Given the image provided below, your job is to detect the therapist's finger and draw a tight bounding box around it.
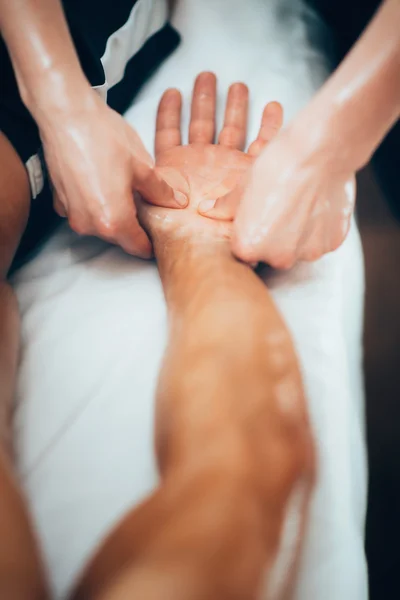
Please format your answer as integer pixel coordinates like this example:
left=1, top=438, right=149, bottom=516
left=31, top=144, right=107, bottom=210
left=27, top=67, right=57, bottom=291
left=219, top=82, right=249, bottom=150
left=155, top=88, right=182, bottom=158
left=189, top=72, right=216, bottom=144
left=198, top=181, right=243, bottom=221
left=247, top=101, right=283, bottom=157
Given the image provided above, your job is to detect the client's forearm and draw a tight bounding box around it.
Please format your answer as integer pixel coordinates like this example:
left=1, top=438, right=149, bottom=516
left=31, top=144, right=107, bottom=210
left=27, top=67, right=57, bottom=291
left=154, top=235, right=312, bottom=473
left=71, top=234, right=315, bottom=600
left=153, top=235, right=315, bottom=598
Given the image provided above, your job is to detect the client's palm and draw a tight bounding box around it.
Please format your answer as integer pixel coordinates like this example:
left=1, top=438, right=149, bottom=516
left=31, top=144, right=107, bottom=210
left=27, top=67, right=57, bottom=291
left=137, top=72, right=283, bottom=241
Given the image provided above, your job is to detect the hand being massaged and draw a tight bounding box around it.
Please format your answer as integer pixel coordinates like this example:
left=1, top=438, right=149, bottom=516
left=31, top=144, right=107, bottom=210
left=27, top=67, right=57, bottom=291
left=137, top=71, right=283, bottom=244
left=71, top=74, right=315, bottom=600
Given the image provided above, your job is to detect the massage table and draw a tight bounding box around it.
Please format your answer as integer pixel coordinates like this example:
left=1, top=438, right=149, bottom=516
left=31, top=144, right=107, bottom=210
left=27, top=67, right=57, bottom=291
left=11, top=0, right=368, bottom=598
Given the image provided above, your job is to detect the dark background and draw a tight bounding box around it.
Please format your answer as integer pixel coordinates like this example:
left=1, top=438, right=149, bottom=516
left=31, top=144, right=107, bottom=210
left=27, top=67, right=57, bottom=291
left=305, top=1, right=400, bottom=594
left=358, top=167, right=400, bottom=600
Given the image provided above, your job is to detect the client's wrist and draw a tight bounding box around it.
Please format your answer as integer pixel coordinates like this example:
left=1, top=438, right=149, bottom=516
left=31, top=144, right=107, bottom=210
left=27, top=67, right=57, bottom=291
left=154, top=233, right=230, bottom=263
left=153, top=234, right=234, bottom=314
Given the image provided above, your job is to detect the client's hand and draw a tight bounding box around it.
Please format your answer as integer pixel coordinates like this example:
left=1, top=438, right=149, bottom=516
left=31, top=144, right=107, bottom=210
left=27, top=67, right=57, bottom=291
left=137, top=72, right=283, bottom=243
left=71, top=74, right=314, bottom=600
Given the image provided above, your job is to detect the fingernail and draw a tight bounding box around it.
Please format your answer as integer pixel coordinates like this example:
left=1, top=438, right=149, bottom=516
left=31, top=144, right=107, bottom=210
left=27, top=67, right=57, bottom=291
left=199, top=199, right=215, bottom=213
left=174, top=190, right=188, bottom=207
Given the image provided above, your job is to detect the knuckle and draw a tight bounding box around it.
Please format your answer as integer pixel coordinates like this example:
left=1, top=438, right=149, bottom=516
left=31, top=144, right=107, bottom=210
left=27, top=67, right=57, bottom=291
left=121, top=241, right=138, bottom=256
left=189, top=121, right=213, bottom=141
left=331, top=227, right=348, bottom=252
left=54, top=203, right=65, bottom=217
left=248, top=141, right=262, bottom=156
left=303, top=248, right=321, bottom=262
left=97, top=205, right=138, bottom=241
left=330, top=239, right=342, bottom=253
left=219, top=127, right=240, bottom=147
left=69, top=217, right=87, bottom=236
left=135, top=163, right=152, bottom=184
left=96, top=217, right=123, bottom=240
left=256, top=244, right=296, bottom=270
left=97, top=223, right=115, bottom=239
left=301, top=241, right=322, bottom=262
left=231, top=236, right=259, bottom=264
left=122, top=230, right=151, bottom=258
left=272, top=253, right=296, bottom=270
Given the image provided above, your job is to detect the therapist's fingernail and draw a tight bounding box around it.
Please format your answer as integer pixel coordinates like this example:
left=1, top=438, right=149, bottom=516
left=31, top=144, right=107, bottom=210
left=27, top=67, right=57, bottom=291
left=199, top=199, right=215, bottom=213
left=174, top=190, right=188, bottom=207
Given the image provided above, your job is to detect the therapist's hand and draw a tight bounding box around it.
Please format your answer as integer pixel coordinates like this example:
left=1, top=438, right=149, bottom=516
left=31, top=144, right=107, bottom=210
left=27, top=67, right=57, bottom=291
left=138, top=72, right=284, bottom=244
left=205, top=0, right=400, bottom=270
left=40, top=87, right=187, bottom=257
left=199, top=117, right=356, bottom=269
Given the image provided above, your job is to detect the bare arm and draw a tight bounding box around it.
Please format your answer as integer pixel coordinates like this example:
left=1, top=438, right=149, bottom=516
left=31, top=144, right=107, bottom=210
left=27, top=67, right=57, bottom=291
left=299, top=0, right=400, bottom=171
left=0, top=0, right=90, bottom=118
left=71, top=235, right=315, bottom=600
left=71, top=75, right=315, bottom=600
left=202, top=0, right=400, bottom=268
left=0, top=0, right=179, bottom=254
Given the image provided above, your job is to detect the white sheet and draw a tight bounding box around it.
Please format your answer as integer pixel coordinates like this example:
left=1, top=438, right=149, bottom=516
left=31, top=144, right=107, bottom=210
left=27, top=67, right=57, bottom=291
left=11, top=1, right=368, bottom=598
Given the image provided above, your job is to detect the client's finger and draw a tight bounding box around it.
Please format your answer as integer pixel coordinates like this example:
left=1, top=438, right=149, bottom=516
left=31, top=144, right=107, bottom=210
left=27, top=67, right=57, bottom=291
left=248, top=101, right=283, bottom=157
left=189, top=72, right=216, bottom=144
left=155, top=88, right=182, bottom=158
left=218, top=82, right=249, bottom=150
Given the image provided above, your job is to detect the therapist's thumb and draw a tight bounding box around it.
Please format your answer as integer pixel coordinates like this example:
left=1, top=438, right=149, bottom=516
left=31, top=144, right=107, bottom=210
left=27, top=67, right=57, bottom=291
left=198, top=185, right=242, bottom=221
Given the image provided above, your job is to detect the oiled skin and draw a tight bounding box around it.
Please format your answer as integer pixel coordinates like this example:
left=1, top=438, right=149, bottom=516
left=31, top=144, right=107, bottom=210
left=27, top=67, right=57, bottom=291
left=71, top=74, right=316, bottom=600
